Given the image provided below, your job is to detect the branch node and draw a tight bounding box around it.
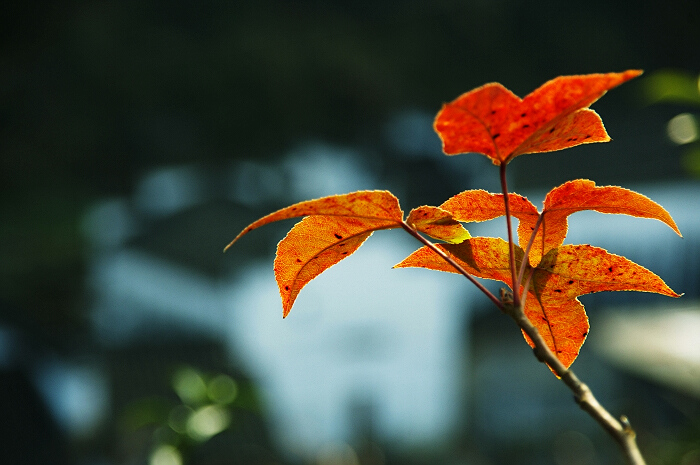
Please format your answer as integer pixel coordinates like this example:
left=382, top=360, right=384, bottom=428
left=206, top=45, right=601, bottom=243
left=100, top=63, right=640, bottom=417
left=499, top=288, right=515, bottom=315
left=620, top=415, right=636, bottom=436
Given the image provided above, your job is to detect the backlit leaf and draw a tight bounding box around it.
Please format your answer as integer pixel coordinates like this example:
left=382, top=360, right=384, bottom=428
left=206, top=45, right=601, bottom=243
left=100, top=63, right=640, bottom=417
left=225, top=190, right=405, bottom=317
left=533, top=244, right=680, bottom=299
left=395, top=239, right=679, bottom=368
left=394, top=237, right=519, bottom=286
left=521, top=294, right=588, bottom=369
left=406, top=206, right=471, bottom=243
left=224, top=190, right=403, bottom=251
left=438, top=181, right=681, bottom=267
left=522, top=244, right=680, bottom=367
left=434, top=70, right=642, bottom=164
left=519, top=179, right=682, bottom=265
left=276, top=216, right=398, bottom=317
left=438, top=190, right=539, bottom=253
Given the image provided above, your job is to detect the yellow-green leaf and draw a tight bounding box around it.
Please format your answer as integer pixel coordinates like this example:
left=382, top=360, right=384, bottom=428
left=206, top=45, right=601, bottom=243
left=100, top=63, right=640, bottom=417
left=406, top=206, right=471, bottom=243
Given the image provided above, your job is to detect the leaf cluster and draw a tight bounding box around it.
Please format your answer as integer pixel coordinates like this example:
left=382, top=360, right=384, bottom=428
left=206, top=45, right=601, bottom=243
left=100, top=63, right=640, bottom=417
left=225, top=70, right=681, bottom=370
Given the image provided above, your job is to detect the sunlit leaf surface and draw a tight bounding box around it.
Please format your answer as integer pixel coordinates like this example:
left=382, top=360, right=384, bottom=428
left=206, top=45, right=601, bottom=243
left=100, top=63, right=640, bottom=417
left=396, top=239, right=679, bottom=367
left=226, top=191, right=404, bottom=317
left=406, top=206, right=471, bottom=243
left=434, top=70, right=642, bottom=164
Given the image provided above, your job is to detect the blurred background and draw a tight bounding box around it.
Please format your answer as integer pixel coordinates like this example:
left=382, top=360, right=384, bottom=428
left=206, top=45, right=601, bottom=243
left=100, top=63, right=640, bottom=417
left=2, top=1, right=700, bottom=464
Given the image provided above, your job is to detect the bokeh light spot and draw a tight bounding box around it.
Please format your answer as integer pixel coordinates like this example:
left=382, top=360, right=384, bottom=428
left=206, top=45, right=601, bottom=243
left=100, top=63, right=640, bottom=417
left=667, top=113, right=699, bottom=145
left=168, top=405, right=194, bottom=434
left=207, top=374, right=238, bottom=404
left=149, top=444, right=182, bottom=465
left=172, top=367, right=208, bottom=405
left=186, top=405, right=231, bottom=441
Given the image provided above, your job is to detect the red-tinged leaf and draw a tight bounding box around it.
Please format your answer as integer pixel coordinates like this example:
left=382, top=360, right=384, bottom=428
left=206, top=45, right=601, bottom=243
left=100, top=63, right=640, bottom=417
left=224, top=190, right=403, bottom=251
left=396, top=240, right=680, bottom=368
left=434, top=70, right=642, bottom=165
left=522, top=243, right=679, bottom=367
left=534, top=244, right=681, bottom=299
left=395, top=239, right=586, bottom=367
left=406, top=206, right=471, bottom=243
left=438, top=190, right=540, bottom=254
left=394, top=237, right=520, bottom=286
left=513, top=108, right=608, bottom=157
left=518, top=179, right=683, bottom=265
left=275, top=216, right=399, bottom=318
left=439, top=190, right=538, bottom=223
left=225, top=190, right=406, bottom=317
left=438, top=181, right=682, bottom=267
left=521, top=295, right=588, bottom=369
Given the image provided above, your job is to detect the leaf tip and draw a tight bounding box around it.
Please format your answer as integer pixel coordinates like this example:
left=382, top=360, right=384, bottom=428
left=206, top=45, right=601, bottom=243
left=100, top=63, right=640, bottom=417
left=282, top=301, right=293, bottom=318
left=614, top=69, right=644, bottom=85
left=224, top=228, right=250, bottom=252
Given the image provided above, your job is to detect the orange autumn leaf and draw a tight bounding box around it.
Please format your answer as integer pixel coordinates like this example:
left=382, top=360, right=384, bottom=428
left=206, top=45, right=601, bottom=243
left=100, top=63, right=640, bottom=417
left=395, top=237, right=589, bottom=367
left=434, top=70, right=642, bottom=165
left=523, top=179, right=682, bottom=265
left=521, top=295, right=588, bottom=370
left=394, top=237, right=518, bottom=286
left=438, top=189, right=539, bottom=252
left=393, top=238, right=586, bottom=366
left=522, top=244, right=680, bottom=367
left=406, top=206, right=471, bottom=243
left=437, top=180, right=681, bottom=266
left=225, top=191, right=405, bottom=317
left=224, top=190, right=403, bottom=251
left=395, top=239, right=680, bottom=367
left=533, top=244, right=680, bottom=301
left=276, top=216, right=398, bottom=317
left=514, top=180, right=682, bottom=265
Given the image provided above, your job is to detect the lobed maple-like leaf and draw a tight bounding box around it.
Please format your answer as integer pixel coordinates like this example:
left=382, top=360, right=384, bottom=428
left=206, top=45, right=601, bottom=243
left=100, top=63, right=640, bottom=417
left=438, top=180, right=681, bottom=266
left=394, top=236, right=517, bottom=283
left=226, top=190, right=482, bottom=317
left=434, top=70, right=642, bottom=165
left=523, top=244, right=680, bottom=367
left=395, top=239, right=680, bottom=367
left=520, top=179, right=682, bottom=265
left=226, top=190, right=406, bottom=317
left=406, top=181, right=681, bottom=368
left=438, top=189, right=540, bottom=254
left=224, top=190, right=403, bottom=251
left=275, top=216, right=398, bottom=317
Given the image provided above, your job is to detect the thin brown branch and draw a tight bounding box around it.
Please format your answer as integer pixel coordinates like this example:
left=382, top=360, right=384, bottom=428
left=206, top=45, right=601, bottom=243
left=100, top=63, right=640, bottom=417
left=506, top=301, right=647, bottom=465
left=405, top=166, right=647, bottom=464
left=517, top=212, right=544, bottom=287
left=518, top=266, right=535, bottom=309
left=400, top=221, right=503, bottom=310
left=499, top=163, right=521, bottom=307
